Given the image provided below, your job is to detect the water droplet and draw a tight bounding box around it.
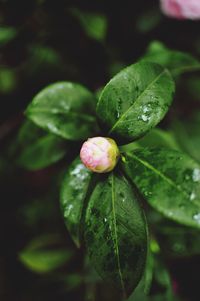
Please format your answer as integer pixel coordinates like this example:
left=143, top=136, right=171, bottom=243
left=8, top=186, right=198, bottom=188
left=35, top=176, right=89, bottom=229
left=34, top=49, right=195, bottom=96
left=46, top=122, right=58, bottom=133
left=116, top=99, right=122, bottom=119
left=193, top=213, right=200, bottom=224
left=64, top=204, right=74, bottom=217
left=190, top=192, right=196, bottom=201
left=143, top=106, right=150, bottom=113
left=71, top=164, right=88, bottom=181
left=192, top=168, right=200, bottom=182
left=60, top=100, right=70, bottom=111
left=141, top=114, right=149, bottom=122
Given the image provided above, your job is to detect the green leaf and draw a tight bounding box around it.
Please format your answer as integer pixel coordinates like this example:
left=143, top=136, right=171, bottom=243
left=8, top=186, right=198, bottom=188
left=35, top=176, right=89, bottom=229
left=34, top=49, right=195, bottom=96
left=97, top=61, right=175, bottom=143
left=119, top=128, right=180, bottom=154
left=17, top=135, right=67, bottom=170
left=19, top=235, right=72, bottom=274
left=84, top=172, right=148, bottom=298
left=71, top=8, right=107, bottom=42
left=142, top=41, right=200, bottom=76
left=60, top=157, right=92, bottom=247
left=157, top=224, right=200, bottom=258
left=0, top=26, right=17, bottom=45
left=122, top=148, right=200, bottom=229
left=173, top=114, right=200, bottom=163
left=128, top=248, right=154, bottom=299
left=20, top=250, right=71, bottom=274
left=16, top=120, right=67, bottom=170
left=138, top=128, right=180, bottom=150
left=17, top=119, right=45, bottom=145
left=0, top=67, right=16, bottom=93
left=136, top=9, right=161, bottom=34
left=186, top=76, right=200, bottom=101
left=143, top=250, right=154, bottom=294
left=26, top=82, right=98, bottom=140
left=128, top=257, right=176, bottom=301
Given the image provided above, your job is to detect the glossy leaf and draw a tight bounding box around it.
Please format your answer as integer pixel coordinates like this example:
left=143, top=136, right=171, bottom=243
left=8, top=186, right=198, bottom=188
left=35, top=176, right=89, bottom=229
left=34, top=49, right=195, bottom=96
left=60, top=157, right=92, bottom=247
left=122, top=148, right=200, bottom=229
left=84, top=172, right=147, bottom=298
left=97, top=61, right=175, bottom=143
left=142, top=41, right=200, bottom=76
left=26, top=82, right=97, bottom=140
left=16, top=120, right=67, bottom=170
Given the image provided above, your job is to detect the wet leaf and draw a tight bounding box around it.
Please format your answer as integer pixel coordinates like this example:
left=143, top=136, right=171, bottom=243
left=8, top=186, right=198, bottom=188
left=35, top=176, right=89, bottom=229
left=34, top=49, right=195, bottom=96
left=84, top=172, right=147, bottom=298
left=16, top=120, right=67, bottom=170
left=26, top=82, right=98, bottom=140
left=97, top=61, right=175, bottom=143
left=60, top=157, right=92, bottom=247
left=122, top=148, right=200, bottom=229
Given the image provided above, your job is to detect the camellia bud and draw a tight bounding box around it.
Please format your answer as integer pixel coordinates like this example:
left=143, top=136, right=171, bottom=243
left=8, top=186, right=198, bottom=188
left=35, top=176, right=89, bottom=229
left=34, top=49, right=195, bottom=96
left=160, top=0, right=200, bottom=20
left=80, top=137, right=120, bottom=173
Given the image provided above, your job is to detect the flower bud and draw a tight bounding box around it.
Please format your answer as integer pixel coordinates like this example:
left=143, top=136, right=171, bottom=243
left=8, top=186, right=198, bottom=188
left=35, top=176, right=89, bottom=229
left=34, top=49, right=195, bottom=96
left=160, top=0, right=200, bottom=20
left=80, top=137, right=120, bottom=173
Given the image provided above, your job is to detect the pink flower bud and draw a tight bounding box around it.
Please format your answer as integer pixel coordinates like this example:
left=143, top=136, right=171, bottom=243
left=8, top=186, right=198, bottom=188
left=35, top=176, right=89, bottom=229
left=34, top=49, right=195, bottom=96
left=80, top=137, right=120, bottom=173
left=160, top=0, right=200, bottom=20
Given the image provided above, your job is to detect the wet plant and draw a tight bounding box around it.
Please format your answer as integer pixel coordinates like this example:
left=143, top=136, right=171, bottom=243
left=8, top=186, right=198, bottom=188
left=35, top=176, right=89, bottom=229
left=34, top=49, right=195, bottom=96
left=16, top=51, right=200, bottom=300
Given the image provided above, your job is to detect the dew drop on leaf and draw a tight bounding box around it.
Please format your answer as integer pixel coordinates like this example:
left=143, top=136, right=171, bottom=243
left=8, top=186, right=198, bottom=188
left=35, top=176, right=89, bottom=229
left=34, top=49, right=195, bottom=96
left=190, top=192, right=196, bottom=201
left=193, top=213, right=200, bottom=224
left=192, top=168, right=200, bottom=182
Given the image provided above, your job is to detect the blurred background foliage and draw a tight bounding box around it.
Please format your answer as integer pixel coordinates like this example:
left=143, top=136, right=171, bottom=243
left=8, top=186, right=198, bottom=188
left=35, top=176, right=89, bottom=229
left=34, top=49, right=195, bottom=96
left=1, top=0, right=200, bottom=300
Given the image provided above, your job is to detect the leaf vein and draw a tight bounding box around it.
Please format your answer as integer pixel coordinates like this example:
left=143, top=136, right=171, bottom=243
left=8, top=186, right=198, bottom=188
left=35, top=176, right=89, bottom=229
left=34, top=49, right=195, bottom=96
left=27, top=108, right=96, bottom=122
left=127, top=152, right=189, bottom=199
left=108, top=70, right=166, bottom=134
left=111, top=173, right=125, bottom=294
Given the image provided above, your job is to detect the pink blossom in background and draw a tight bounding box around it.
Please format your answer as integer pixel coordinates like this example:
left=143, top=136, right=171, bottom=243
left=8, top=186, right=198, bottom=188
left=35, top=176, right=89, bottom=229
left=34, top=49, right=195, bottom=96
left=80, top=137, right=120, bottom=173
left=160, top=0, right=200, bottom=20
